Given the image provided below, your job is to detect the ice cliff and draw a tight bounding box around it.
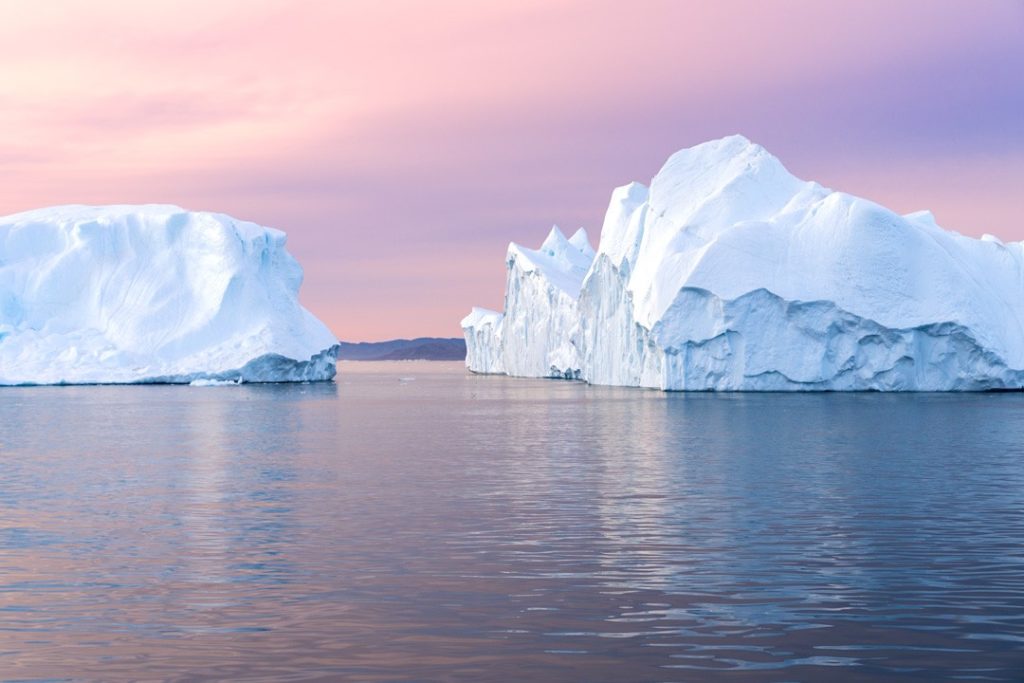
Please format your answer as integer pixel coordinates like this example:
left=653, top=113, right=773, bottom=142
left=0, top=205, right=339, bottom=385
left=463, top=135, right=1024, bottom=391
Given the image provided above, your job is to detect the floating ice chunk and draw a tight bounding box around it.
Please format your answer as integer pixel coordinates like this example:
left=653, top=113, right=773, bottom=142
left=189, top=378, right=241, bottom=387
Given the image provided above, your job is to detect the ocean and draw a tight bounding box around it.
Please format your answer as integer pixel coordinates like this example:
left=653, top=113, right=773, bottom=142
left=1, top=361, right=1021, bottom=681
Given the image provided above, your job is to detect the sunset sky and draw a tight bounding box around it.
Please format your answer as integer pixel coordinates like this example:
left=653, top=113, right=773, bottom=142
left=1, top=1, right=1021, bottom=340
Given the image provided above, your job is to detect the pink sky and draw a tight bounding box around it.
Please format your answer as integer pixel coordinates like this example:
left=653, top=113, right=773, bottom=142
left=0, top=1, right=1021, bottom=340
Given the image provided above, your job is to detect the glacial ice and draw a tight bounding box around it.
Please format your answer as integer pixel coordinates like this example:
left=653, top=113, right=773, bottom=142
left=0, top=205, right=339, bottom=385
left=463, top=135, right=1024, bottom=391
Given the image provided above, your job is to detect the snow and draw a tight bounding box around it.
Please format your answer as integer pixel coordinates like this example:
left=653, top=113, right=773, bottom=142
left=0, top=205, right=339, bottom=385
left=462, top=226, right=594, bottom=379
left=463, top=135, right=1024, bottom=391
left=506, top=226, right=594, bottom=296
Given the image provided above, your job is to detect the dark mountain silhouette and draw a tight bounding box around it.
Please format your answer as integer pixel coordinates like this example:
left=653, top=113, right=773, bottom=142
left=337, top=337, right=466, bottom=361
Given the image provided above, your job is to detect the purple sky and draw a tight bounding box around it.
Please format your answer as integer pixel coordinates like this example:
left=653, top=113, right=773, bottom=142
left=0, top=1, right=1021, bottom=339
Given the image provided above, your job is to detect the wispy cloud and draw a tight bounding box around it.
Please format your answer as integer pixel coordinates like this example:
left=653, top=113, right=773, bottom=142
left=0, top=0, right=1020, bottom=338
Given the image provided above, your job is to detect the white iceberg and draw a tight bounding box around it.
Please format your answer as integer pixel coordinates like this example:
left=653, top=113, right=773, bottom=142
left=464, top=135, right=1024, bottom=391
left=0, top=205, right=338, bottom=385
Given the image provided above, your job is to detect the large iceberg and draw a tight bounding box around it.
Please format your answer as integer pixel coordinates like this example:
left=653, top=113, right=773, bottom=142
left=463, top=135, right=1024, bottom=391
left=0, top=205, right=339, bottom=385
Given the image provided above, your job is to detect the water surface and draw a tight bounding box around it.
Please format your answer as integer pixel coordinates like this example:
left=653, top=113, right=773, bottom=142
left=1, top=362, right=1022, bottom=681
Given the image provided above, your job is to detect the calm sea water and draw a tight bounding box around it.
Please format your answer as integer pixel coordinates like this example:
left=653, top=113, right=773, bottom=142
left=1, top=361, right=1022, bottom=682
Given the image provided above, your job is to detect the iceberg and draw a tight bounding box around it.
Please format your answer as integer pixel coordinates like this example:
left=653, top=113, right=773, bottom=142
left=463, top=135, right=1024, bottom=391
left=0, top=205, right=339, bottom=385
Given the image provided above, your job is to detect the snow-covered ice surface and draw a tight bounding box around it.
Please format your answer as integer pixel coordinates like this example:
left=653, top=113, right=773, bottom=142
left=0, top=205, right=339, bottom=385
left=464, top=135, right=1024, bottom=391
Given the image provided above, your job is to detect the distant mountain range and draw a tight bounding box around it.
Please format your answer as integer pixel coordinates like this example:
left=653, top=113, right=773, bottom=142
left=336, top=337, right=466, bottom=361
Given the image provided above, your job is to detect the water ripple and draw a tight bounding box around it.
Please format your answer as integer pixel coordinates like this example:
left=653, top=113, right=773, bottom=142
left=0, top=365, right=1022, bottom=681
